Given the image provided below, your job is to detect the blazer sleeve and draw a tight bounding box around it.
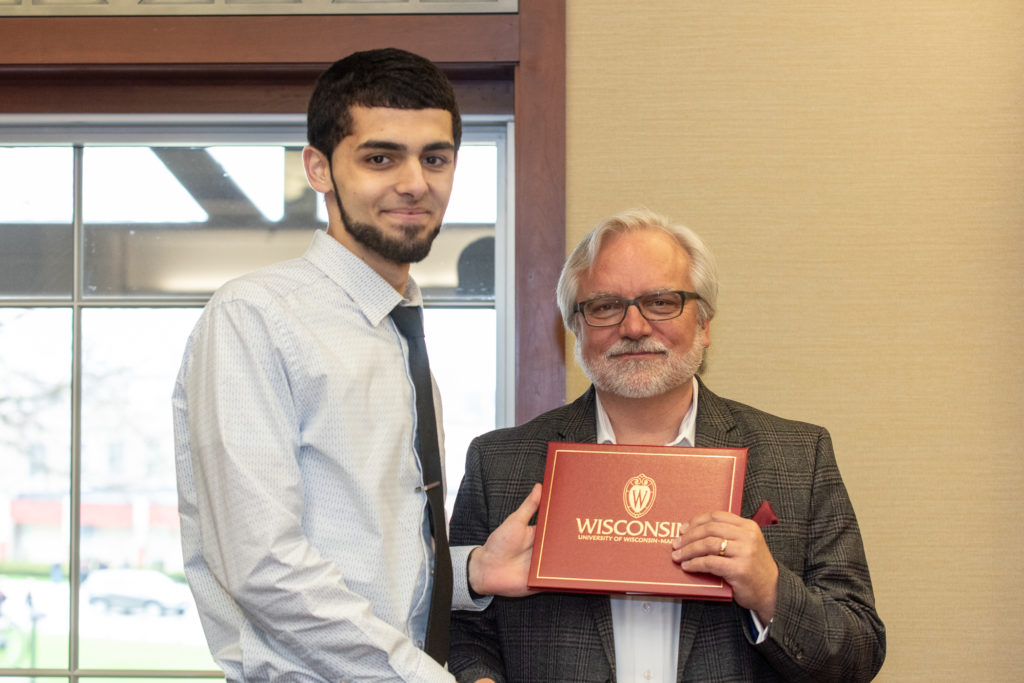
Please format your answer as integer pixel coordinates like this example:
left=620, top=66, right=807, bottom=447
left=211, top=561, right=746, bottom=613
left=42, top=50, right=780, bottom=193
left=755, top=426, right=886, bottom=682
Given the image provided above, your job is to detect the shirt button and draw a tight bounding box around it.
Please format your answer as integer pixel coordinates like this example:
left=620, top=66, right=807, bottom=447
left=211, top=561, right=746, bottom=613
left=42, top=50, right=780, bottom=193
left=641, top=601, right=652, bottom=612
left=643, top=670, right=653, bottom=680
left=416, top=639, right=424, bottom=648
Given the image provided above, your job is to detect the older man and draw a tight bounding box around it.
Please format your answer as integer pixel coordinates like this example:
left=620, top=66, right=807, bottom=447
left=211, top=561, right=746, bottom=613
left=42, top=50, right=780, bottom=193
left=448, top=208, right=885, bottom=682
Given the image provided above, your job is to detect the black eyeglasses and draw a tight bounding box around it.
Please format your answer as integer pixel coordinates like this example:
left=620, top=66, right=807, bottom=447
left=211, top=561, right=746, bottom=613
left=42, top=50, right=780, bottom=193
left=574, top=290, right=702, bottom=327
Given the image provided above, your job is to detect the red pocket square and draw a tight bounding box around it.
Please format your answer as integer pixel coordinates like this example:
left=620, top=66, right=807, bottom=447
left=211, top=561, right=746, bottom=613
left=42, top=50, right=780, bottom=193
left=753, top=500, right=780, bottom=527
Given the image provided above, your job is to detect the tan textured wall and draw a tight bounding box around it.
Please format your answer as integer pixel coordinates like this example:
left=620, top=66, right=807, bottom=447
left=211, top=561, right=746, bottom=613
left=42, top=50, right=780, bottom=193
left=565, top=2, right=1024, bottom=680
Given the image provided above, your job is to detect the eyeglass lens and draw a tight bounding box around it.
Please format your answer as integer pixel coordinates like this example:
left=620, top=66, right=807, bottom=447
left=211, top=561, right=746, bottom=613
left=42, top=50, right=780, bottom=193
left=583, top=292, right=686, bottom=325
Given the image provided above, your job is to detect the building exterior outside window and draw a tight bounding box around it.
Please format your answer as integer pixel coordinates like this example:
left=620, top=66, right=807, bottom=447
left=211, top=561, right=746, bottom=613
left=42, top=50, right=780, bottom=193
left=0, top=115, right=512, bottom=678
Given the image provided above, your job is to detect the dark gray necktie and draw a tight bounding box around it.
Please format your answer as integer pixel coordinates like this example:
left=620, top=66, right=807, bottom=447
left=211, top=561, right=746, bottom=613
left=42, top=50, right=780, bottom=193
left=389, top=304, right=452, bottom=665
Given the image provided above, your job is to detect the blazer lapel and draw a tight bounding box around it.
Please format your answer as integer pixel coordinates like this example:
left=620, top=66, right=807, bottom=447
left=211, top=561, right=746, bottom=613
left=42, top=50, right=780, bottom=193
left=557, top=388, right=617, bottom=672
left=591, top=595, right=618, bottom=677
left=556, top=386, right=599, bottom=444
left=677, top=378, right=743, bottom=677
left=693, top=377, right=741, bottom=450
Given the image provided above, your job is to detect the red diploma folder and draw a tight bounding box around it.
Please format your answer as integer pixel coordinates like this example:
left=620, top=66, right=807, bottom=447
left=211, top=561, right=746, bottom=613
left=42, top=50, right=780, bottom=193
left=527, top=442, right=748, bottom=600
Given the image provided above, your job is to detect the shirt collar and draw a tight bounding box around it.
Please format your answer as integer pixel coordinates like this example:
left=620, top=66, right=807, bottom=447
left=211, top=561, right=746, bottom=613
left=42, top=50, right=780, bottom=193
left=594, top=376, right=700, bottom=447
left=304, top=230, right=424, bottom=326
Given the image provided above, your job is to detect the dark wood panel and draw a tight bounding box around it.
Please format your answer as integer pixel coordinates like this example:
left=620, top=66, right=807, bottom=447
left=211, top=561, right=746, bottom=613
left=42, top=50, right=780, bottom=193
left=0, top=14, right=517, bottom=65
left=0, top=65, right=513, bottom=114
left=514, top=0, right=567, bottom=422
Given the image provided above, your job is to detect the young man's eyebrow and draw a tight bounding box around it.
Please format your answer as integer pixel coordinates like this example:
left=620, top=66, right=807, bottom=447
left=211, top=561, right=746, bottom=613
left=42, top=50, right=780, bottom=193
left=356, top=140, right=455, bottom=153
left=422, top=141, right=456, bottom=153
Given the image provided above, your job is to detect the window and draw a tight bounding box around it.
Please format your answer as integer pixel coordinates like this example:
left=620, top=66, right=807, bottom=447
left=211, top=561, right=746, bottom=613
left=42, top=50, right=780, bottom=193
left=0, top=114, right=512, bottom=680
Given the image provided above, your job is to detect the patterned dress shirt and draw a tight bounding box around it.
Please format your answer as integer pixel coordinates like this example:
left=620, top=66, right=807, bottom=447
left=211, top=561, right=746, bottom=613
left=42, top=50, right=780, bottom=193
left=174, top=230, right=477, bottom=682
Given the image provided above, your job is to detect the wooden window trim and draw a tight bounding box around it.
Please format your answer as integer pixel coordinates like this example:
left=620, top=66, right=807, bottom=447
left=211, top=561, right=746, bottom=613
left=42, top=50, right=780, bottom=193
left=0, top=0, right=566, bottom=423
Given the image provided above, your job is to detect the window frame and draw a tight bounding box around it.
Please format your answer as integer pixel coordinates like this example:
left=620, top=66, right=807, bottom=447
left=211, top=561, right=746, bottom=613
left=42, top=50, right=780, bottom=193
left=0, top=116, right=513, bottom=680
left=0, top=2, right=567, bottom=426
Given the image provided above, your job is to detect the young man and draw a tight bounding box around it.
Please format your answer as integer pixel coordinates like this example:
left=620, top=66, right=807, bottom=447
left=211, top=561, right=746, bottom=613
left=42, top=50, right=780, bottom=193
left=174, top=48, right=538, bottom=682
left=449, top=208, right=886, bottom=682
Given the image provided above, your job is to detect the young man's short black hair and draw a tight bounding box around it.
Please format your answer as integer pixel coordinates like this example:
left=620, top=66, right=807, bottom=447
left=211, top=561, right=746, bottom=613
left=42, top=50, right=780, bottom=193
left=307, top=47, right=462, bottom=157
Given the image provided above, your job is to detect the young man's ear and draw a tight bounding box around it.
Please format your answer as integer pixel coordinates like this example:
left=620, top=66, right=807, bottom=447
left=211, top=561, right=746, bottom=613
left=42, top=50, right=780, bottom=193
left=302, top=146, right=334, bottom=194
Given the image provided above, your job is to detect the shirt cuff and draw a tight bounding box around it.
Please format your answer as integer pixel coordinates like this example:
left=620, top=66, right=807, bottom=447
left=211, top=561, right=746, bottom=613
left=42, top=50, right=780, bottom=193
left=450, top=545, right=491, bottom=611
left=750, top=609, right=773, bottom=644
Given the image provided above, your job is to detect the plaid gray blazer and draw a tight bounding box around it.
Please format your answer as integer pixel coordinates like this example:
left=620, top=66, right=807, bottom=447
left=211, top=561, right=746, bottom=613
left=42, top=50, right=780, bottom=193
left=449, top=379, right=885, bottom=683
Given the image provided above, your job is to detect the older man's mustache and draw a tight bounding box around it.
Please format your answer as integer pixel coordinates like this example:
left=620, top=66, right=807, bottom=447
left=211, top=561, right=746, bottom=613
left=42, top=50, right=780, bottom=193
left=606, top=339, right=668, bottom=358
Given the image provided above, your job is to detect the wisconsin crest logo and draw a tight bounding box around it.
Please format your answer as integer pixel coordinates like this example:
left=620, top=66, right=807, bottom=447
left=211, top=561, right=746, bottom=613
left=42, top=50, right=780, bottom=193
left=623, top=473, right=657, bottom=519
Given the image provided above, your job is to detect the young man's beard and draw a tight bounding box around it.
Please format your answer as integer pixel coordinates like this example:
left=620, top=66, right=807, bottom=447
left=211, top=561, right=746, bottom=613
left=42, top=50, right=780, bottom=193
left=333, top=188, right=441, bottom=265
left=576, top=330, right=706, bottom=399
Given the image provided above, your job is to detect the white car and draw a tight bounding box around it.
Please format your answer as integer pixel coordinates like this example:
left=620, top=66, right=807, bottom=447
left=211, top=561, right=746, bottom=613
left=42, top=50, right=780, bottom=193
left=81, top=569, right=191, bottom=616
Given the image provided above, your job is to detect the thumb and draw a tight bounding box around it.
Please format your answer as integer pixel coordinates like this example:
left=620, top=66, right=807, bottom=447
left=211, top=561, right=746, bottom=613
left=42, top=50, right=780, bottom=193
left=512, top=483, right=543, bottom=523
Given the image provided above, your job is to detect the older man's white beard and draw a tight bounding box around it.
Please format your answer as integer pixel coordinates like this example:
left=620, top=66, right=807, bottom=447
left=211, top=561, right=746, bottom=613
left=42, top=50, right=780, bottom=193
left=576, top=333, right=705, bottom=399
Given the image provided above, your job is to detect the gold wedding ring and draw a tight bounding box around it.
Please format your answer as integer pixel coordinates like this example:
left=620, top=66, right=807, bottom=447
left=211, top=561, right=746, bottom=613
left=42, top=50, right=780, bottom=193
left=718, top=538, right=729, bottom=556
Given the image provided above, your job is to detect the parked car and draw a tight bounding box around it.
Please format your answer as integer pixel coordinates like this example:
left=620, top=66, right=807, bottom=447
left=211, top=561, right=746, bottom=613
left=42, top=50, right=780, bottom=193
left=81, top=569, right=191, bottom=616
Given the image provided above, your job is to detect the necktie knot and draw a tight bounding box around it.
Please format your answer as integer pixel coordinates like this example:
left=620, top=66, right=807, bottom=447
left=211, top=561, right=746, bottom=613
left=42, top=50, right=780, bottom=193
left=390, top=304, right=425, bottom=340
